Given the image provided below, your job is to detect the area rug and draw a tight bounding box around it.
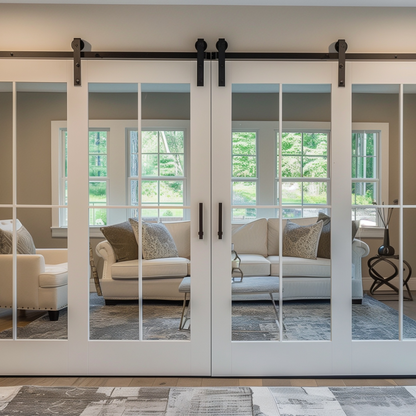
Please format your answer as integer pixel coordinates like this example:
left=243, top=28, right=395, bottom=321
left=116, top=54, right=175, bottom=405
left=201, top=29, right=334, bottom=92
left=1, top=294, right=416, bottom=341
left=1, top=385, right=416, bottom=415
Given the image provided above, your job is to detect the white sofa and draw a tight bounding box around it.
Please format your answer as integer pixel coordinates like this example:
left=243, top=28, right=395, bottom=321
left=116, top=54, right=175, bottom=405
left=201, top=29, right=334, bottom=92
left=0, top=220, right=68, bottom=321
left=96, top=217, right=370, bottom=304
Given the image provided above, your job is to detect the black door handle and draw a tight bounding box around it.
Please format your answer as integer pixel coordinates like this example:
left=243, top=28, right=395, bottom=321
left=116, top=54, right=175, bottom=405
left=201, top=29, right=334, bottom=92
left=218, top=202, right=223, bottom=239
left=198, top=202, right=204, bottom=239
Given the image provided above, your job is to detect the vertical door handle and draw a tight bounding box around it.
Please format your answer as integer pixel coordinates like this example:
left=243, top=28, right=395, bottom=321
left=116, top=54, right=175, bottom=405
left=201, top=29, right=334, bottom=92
left=198, top=203, right=204, bottom=239
left=218, top=202, right=223, bottom=239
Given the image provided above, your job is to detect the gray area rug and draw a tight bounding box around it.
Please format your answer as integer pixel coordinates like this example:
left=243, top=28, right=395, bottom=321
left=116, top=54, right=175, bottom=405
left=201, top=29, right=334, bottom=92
left=1, top=385, right=416, bottom=415
left=1, top=294, right=416, bottom=341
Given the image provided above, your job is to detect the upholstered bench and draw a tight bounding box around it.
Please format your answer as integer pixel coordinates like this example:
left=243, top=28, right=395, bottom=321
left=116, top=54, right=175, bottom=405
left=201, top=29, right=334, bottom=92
left=178, top=276, right=281, bottom=330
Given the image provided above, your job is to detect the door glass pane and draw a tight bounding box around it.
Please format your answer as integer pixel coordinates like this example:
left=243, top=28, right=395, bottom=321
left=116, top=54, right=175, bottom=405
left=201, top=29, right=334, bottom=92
left=0, top=208, right=13, bottom=339
left=89, top=83, right=139, bottom=340
left=352, top=84, right=400, bottom=340
left=141, top=84, right=191, bottom=340
left=403, top=85, right=416, bottom=339
left=281, top=84, right=331, bottom=341
left=0, top=84, right=13, bottom=338
left=231, top=84, right=280, bottom=341
left=15, top=83, right=68, bottom=340
left=0, top=82, right=12, bottom=205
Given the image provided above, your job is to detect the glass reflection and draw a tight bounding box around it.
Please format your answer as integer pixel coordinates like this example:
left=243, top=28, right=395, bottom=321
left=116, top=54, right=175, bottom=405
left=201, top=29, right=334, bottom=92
left=352, top=84, right=400, bottom=340
left=231, top=84, right=283, bottom=341
left=0, top=82, right=12, bottom=205
left=15, top=208, right=68, bottom=339
left=0, top=208, right=13, bottom=339
left=280, top=84, right=331, bottom=341
left=88, top=83, right=139, bottom=340
left=141, top=84, right=190, bottom=340
left=90, top=83, right=191, bottom=340
left=403, top=85, right=416, bottom=339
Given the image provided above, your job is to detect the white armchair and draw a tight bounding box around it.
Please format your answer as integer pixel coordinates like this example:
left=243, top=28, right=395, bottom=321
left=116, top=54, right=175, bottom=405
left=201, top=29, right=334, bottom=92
left=0, top=220, right=68, bottom=321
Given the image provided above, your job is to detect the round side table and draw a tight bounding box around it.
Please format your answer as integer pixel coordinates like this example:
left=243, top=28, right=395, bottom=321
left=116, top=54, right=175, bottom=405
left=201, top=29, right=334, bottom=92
left=367, top=255, right=413, bottom=301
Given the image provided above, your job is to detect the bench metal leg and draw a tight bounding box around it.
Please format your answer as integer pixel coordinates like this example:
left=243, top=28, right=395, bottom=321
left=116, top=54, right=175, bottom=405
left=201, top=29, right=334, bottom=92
left=179, top=292, right=190, bottom=330
left=269, top=293, right=285, bottom=330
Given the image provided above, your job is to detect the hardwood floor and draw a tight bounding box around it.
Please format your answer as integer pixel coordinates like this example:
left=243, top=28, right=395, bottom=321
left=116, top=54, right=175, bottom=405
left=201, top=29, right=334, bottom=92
left=0, top=376, right=416, bottom=388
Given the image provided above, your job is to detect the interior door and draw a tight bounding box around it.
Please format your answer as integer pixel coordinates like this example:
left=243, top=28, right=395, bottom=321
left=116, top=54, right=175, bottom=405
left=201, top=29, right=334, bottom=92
left=211, top=60, right=354, bottom=376
left=0, top=59, right=212, bottom=376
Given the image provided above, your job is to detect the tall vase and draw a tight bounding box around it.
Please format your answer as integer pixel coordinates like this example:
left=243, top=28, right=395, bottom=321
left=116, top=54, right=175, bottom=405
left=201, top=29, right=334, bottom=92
left=378, top=227, right=395, bottom=256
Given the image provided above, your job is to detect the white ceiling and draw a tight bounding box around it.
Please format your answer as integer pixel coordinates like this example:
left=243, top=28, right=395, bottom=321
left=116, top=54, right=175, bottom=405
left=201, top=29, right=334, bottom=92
left=1, top=0, right=416, bottom=6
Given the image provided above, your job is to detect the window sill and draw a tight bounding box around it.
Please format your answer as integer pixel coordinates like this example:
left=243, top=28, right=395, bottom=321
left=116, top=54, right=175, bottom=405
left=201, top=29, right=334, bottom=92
left=357, top=227, right=384, bottom=239
left=51, top=227, right=104, bottom=238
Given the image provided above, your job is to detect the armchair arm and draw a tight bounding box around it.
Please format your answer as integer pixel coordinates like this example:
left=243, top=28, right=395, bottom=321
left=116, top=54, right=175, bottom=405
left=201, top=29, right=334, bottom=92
left=352, top=238, right=370, bottom=281
left=0, top=254, right=45, bottom=309
left=96, top=240, right=116, bottom=280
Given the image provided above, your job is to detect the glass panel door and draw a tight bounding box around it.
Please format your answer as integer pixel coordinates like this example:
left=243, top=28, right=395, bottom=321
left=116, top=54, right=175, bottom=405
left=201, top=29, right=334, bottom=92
left=349, top=63, right=416, bottom=376
left=83, top=61, right=211, bottom=375
left=212, top=61, right=338, bottom=377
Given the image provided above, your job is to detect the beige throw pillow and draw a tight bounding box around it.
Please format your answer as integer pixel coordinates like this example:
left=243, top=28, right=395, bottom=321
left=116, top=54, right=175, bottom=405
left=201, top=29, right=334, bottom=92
left=129, top=218, right=179, bottom=261
left=283, top=220, right=323, bottom=260
left=0, top=224, right=36, bottom=254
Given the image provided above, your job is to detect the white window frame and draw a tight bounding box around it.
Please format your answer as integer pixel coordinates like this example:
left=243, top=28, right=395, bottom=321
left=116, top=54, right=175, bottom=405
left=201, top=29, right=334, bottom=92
left=278, top=122, right=331, bottom=218
left=127, top=120, right=190, bottom=221
left=352, top=122, right=389, bottom=238
left=231, top=128, right=259, bottom=220
left=51, top=119, right=189, bottom=237
left=230, top=121, right=388, bottom=238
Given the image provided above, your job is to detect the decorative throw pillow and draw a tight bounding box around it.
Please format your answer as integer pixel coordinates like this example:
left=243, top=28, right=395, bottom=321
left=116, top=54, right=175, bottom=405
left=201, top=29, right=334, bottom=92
left=315, top=213, right=361, bottom=259
left=100, top=221, right=138, bottom=262
left=130, top=218, right=179, bottom=260
left=316, top=212, right=331, bottom=259
left=283, top=220, right=323, bottom=260
left=352, top=220, right=360, bottom=240
left=0, top=224, right=36, bottom=254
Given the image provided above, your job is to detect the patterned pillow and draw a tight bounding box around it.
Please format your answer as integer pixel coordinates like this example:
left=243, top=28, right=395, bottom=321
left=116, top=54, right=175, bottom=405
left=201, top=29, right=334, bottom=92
left=129, top=218, right=179, bottom=260
left=283, top=220, right=323, bottom=260
left=0, top=224, right=36, bottom=254
left=100, top=221, right=138, bottom=262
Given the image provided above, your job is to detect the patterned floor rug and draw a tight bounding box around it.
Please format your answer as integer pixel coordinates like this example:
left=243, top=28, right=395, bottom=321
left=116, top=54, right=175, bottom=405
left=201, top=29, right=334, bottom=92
left=1, top=294, right=416, bottom=341
left=1, top=385, right=416, bottom=415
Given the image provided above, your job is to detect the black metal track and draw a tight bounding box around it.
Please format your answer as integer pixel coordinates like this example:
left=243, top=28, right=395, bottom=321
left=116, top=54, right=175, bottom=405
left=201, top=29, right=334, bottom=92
left=2, top=51, right=416, bottom=61
left=211, top=52, right=416, bottom=61
left=0, top=51, right=211, bottom=59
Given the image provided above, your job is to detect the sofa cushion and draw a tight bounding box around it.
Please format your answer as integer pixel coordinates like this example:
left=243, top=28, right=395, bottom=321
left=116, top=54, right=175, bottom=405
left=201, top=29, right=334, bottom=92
left=111, top=257, right=189, bottom=279
left=38, top=263, right=68, bottom=288
left=267, top=217, right=317, bottom=256
left=0, top=222, right=36, bottom=255
left=283, top=220, right=323, bottom=260
left=268, top=256, right=331, bottom=277
left=232, top=218, right=268, bottom=257
left=237, top=254, right=270, bottom=277
left=164, top=221, right=190, bottom=259
left=100, top=221, right=138, bottom=262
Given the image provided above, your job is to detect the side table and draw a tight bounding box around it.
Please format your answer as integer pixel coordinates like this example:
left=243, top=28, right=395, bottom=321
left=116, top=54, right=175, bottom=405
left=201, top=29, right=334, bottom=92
left=367, top=255, right=413, bottom=301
